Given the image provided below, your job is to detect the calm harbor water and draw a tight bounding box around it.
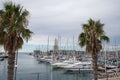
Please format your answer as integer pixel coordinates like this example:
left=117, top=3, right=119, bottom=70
left=0, top=53, right=93, bottom=80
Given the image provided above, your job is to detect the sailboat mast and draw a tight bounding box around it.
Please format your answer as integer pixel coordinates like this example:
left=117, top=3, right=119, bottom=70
left=104, top=45, right=107, bottom=73
left=73, top=35, right=75, bottom=50
left=59, top=35, right=61, bottom=50
left=66, top=38, right=68, bottom=50
left=115, top=40, right=118, bottom=73
left=47, top=36, right=49, bottom=52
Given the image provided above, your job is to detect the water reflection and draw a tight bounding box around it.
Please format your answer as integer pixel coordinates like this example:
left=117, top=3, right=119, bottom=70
left=0, top=53, right=93, bottom=80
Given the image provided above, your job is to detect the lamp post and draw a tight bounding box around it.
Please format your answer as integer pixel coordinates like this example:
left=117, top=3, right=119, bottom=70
left=104, top=45, right=108, bottom=80
left=14, top=50, right=18, bottom=80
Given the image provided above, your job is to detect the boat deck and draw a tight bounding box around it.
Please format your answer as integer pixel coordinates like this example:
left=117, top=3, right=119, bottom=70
left=65, top=68, right=93, bottom=71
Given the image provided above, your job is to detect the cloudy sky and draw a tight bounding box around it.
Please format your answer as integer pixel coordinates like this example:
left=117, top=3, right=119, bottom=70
left=0, top=0, right=120, bottom=51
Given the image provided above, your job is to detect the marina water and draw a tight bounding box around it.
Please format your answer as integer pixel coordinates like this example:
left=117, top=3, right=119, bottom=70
left=0, top=53, right=93, bottom=80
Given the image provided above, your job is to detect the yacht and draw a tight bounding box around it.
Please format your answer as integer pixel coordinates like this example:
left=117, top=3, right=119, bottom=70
left=63, top=61, right=93, bottom=71
left=51, top=59, right=79, bottom=68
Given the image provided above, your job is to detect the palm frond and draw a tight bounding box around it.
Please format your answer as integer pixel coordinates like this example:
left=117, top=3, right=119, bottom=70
left=0, top=1, right=33, bottom=52
left=78, top=18, right=109, bottom=53
left=22, top=29, right=33, bottom=42
left=78, top=32, right=86, bottom=47
left=100, top=35, right=109, bottom=42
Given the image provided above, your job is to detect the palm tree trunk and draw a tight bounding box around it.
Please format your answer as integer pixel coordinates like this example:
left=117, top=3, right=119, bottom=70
left=92, top=51, right=98, bottom=80
left=8, top=52, right=15, bottom=80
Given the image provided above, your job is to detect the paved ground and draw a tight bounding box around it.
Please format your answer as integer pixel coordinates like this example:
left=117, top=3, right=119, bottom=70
left=98, top=77, right=120, bottom=80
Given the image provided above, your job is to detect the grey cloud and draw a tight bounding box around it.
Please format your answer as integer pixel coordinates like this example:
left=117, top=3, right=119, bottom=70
left=0, top=0, right=120, bottom=45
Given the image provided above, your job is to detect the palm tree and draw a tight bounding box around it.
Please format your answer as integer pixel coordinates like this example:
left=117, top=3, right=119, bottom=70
left=0, top=2, right=32, bottom=80
left=78, top=19, right=109, bottom=80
